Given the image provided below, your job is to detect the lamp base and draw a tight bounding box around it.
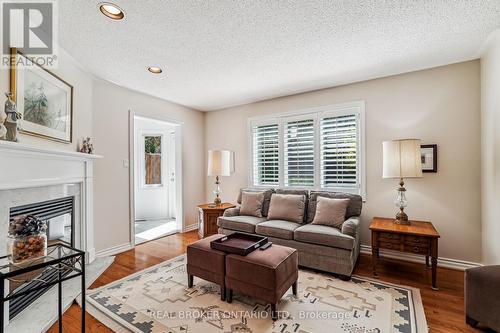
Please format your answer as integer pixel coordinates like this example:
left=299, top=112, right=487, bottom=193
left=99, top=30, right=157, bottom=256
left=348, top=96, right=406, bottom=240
left=213, top=175, right=222, bottom=206
left=395, top=209, right=410, bottom=225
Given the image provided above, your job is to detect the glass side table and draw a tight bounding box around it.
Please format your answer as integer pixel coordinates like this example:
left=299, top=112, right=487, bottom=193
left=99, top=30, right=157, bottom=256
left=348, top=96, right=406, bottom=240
left=0, top=243, right=85, bottom=333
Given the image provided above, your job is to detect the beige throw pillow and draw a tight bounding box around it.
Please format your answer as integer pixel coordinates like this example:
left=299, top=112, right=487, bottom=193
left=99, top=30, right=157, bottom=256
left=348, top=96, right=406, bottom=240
left=311, top=196, right=350, bottom=228
left=267, top=194, right=306, bottom=224
left=240, top=191, right=265, bottom=217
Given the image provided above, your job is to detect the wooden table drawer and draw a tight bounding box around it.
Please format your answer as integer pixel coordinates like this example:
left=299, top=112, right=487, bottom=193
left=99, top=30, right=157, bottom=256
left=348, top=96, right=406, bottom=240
left=378, top=232, right=402, bottom=242
left=404, top=244, right=430, bottom=255
left=378, top=241, right=402, bottom=251
left=404, top=235, right=428, bottom=244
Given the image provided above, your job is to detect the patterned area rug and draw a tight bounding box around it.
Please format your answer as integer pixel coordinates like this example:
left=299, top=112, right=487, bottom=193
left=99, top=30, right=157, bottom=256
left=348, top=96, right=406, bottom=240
left=86, top=255, right=428, bottom=333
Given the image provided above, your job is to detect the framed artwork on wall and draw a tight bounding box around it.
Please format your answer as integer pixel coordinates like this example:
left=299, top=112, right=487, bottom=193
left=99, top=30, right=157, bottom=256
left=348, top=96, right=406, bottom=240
left=10, top=48, right=73, bottom=143
left=421, top=144, right=437, bottom=173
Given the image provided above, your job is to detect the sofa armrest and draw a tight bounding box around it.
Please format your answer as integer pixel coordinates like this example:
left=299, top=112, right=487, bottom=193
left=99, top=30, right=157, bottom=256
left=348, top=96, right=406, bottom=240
left=341, top=216, right=360, bottom=238
left=223, top=207, right=240, bottom=217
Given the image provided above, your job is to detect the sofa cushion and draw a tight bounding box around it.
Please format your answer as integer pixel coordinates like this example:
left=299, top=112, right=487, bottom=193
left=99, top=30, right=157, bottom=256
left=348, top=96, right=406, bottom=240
left=255, top=220, right=302, bottom=240
left=217, top=215, right=267, bottom=233
left=240, top=191, right=265, bottom=217
left=267, top=193, right=306, bottom=224
left=237, top=188, right=275, bottom=216
left=294, top=224, right=354, bottom=250
left=311, top=196, right=350, bottom=228
left=276, top=189, right=309, bottom=223
left=307, top=191, right=362, bottom=223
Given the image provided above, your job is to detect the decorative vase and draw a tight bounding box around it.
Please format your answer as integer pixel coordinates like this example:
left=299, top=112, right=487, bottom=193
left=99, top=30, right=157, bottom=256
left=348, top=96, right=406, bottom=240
left=8, top=233, right=47, bottom=264
left=8, top=215, right=48, bottom=264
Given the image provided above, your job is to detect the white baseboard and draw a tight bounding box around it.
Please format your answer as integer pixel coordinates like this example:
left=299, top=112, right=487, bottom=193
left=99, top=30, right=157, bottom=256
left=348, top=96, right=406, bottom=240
left=96, top=242, right=133, bottom=257
left=360, top=245, right=482, bottom=271
left=183, top=223, right=198, bottom=232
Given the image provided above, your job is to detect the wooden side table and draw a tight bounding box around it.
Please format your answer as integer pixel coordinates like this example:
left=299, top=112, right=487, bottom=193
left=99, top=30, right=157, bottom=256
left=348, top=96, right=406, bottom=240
left=197, top=203, right=236, bottom=238
left=370, top=217, right=440, bottom=290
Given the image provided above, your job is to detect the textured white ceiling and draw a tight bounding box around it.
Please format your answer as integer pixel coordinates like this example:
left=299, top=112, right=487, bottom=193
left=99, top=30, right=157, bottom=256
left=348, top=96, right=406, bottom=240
left=58, top=1, right=500, bottom=111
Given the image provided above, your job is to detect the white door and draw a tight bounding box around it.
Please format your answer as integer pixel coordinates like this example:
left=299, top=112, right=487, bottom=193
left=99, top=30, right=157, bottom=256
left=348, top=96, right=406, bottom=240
left=134, top=119, right=172, bottom=221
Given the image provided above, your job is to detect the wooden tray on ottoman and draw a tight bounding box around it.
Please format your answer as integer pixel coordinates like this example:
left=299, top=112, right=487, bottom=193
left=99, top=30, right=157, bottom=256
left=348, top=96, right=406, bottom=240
left=210, top=232, right=268, bottom=256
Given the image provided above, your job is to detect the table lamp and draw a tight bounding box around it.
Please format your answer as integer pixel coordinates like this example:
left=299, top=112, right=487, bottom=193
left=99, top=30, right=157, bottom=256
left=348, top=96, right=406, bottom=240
left=383, top=139, right=422, bottom=224
left=207, top=150, right=231, bottom=206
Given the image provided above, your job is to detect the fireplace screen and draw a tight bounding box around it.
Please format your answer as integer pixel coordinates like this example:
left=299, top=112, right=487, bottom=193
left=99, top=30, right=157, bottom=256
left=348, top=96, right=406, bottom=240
left=8, top=196, right=75, bottom=319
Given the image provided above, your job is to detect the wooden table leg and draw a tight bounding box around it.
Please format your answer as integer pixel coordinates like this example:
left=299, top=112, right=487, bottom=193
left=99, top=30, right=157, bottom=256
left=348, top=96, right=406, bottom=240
left=371, top=232, right=379, bottom=278
left=431, top=238, right=439, bottom=291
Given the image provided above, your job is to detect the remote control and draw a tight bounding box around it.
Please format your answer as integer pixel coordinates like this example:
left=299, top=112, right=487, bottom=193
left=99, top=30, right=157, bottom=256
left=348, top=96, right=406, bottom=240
left=260, top=242, right=273, bottom=250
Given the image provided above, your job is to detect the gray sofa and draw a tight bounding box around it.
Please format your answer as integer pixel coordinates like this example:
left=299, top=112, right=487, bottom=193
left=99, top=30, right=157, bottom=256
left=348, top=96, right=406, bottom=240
left=217, top=188, right=362, bottom=278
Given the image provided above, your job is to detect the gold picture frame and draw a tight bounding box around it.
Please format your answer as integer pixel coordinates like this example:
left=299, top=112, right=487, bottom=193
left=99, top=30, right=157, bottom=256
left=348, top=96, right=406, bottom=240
left=9, top=48, right=73, bottom=143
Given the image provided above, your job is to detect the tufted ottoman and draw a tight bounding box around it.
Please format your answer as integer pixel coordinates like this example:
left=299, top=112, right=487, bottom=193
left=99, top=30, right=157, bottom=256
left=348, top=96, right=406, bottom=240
left=186, top=234, right=227, bottom=300
left=225, top=244, right=298, bottom=320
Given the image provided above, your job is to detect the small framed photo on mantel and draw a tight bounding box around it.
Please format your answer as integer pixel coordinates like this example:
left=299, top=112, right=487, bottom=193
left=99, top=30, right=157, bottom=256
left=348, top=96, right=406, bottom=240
left=421, top=144, right=437, bottom=173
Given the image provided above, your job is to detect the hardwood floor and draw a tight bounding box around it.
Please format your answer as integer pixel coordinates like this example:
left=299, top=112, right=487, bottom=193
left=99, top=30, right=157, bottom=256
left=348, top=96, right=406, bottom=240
left=48, top=231, right=484, bottom=333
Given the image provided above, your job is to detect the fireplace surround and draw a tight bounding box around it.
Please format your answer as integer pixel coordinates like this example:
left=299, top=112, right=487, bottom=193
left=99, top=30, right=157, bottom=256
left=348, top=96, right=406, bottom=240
left=0, top=140, right=101, bottom=325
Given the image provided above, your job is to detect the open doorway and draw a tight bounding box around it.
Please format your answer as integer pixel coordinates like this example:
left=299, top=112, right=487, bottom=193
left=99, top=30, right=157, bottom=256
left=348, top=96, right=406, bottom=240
left=130, top=113, right=183, bottom=245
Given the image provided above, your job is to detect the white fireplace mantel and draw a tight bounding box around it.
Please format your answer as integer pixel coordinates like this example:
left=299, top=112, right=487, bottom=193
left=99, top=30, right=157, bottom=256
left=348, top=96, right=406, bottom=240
left=0, top=140, right=102, bottom=263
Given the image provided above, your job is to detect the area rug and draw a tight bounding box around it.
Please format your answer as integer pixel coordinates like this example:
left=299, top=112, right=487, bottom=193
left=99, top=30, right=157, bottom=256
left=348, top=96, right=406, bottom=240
left=86, top=255, right=428, bottom=333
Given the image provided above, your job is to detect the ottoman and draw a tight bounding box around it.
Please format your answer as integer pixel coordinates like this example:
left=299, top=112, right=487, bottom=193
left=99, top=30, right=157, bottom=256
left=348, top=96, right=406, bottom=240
left=186, top=234, right=227, bottom=300
left=225, top=244, right=298, bottom=320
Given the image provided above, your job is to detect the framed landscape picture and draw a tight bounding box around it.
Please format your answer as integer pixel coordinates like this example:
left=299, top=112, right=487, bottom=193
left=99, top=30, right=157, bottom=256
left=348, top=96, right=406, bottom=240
left=10, top=49, right=73, bottom=143
left=421, top=144, right=437, bottom=173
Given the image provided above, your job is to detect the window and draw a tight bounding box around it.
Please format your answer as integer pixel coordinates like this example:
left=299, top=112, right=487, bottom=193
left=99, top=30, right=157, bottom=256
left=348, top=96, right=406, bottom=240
left=284, top=118, right=315, bottom=186
left=320, top=114, right=358, bottom=188
left=144, top=135, right=163, bottom=186
left=252, top=122, right=280, bottom=185
left=249, top=101, right=365, bottom=197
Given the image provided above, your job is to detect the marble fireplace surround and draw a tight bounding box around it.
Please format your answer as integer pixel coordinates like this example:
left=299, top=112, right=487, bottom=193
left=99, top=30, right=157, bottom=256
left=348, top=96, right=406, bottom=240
left=0, top=140, right=102, bottom=262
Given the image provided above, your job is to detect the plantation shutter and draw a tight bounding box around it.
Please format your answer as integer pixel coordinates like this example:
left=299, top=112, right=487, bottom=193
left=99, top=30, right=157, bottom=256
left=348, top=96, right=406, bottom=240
left=252, top=123, right=280, bottom=185
left=284, top=118, right=315, bottom=186
left=320, top=113, right=358, bottom=188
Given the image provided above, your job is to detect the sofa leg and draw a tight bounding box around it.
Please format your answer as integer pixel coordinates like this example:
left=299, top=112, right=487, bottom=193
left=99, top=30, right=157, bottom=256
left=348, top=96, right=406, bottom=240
left=188, top=274, right=193, bottom=288
left=338, top=274, right=351, bottom=281
left=227, top=289, right=233, bottom=303
left=220, top=285, right=226, bottom=301
left=466, top=315, right=479, bottom=327
left=292, top=280, right=298, bottom=296
left=271, top=303, right=277, bottom=321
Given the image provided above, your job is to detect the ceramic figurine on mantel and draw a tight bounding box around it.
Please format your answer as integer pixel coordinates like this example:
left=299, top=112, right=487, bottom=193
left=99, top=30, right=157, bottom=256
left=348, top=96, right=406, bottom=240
left=79, top=136, right=94, bottom=154
left=3, top=92, right=22, bottom=142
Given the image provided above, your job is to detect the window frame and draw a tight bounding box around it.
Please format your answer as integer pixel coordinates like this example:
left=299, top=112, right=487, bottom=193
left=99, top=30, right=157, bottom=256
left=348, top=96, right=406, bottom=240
left=247, top=101, right=366, bottom=199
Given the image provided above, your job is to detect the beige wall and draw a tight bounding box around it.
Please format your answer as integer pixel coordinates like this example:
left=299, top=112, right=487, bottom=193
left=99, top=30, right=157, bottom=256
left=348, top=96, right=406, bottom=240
left=92, top=80, right=205, bottom=252
left=0, top=48, right=93, bottom=151
left=205, top=60, right=482, bottom=263
left=481, top=31, right=500, bottom=265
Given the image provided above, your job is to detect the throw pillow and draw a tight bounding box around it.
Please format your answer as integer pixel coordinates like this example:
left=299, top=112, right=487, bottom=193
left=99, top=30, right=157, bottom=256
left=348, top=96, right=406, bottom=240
left=311, top=196, right=350, bottom=228
left=240, top=191, right=265, bottom=217
left=267, top=194, right=306, bottom=224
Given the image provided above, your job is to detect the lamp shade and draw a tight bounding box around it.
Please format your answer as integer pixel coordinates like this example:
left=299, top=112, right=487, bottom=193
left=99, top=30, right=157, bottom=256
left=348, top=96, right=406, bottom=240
left=207, top=150, right=231, bottom=176
left=383, top=139, right=423, bottom=179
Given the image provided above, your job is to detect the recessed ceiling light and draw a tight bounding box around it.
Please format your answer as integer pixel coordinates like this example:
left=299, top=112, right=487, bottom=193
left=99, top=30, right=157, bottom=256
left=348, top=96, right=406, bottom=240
left=99, top=2, right=125, bottom=20
left=147, top=66, right=163, bottom=74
